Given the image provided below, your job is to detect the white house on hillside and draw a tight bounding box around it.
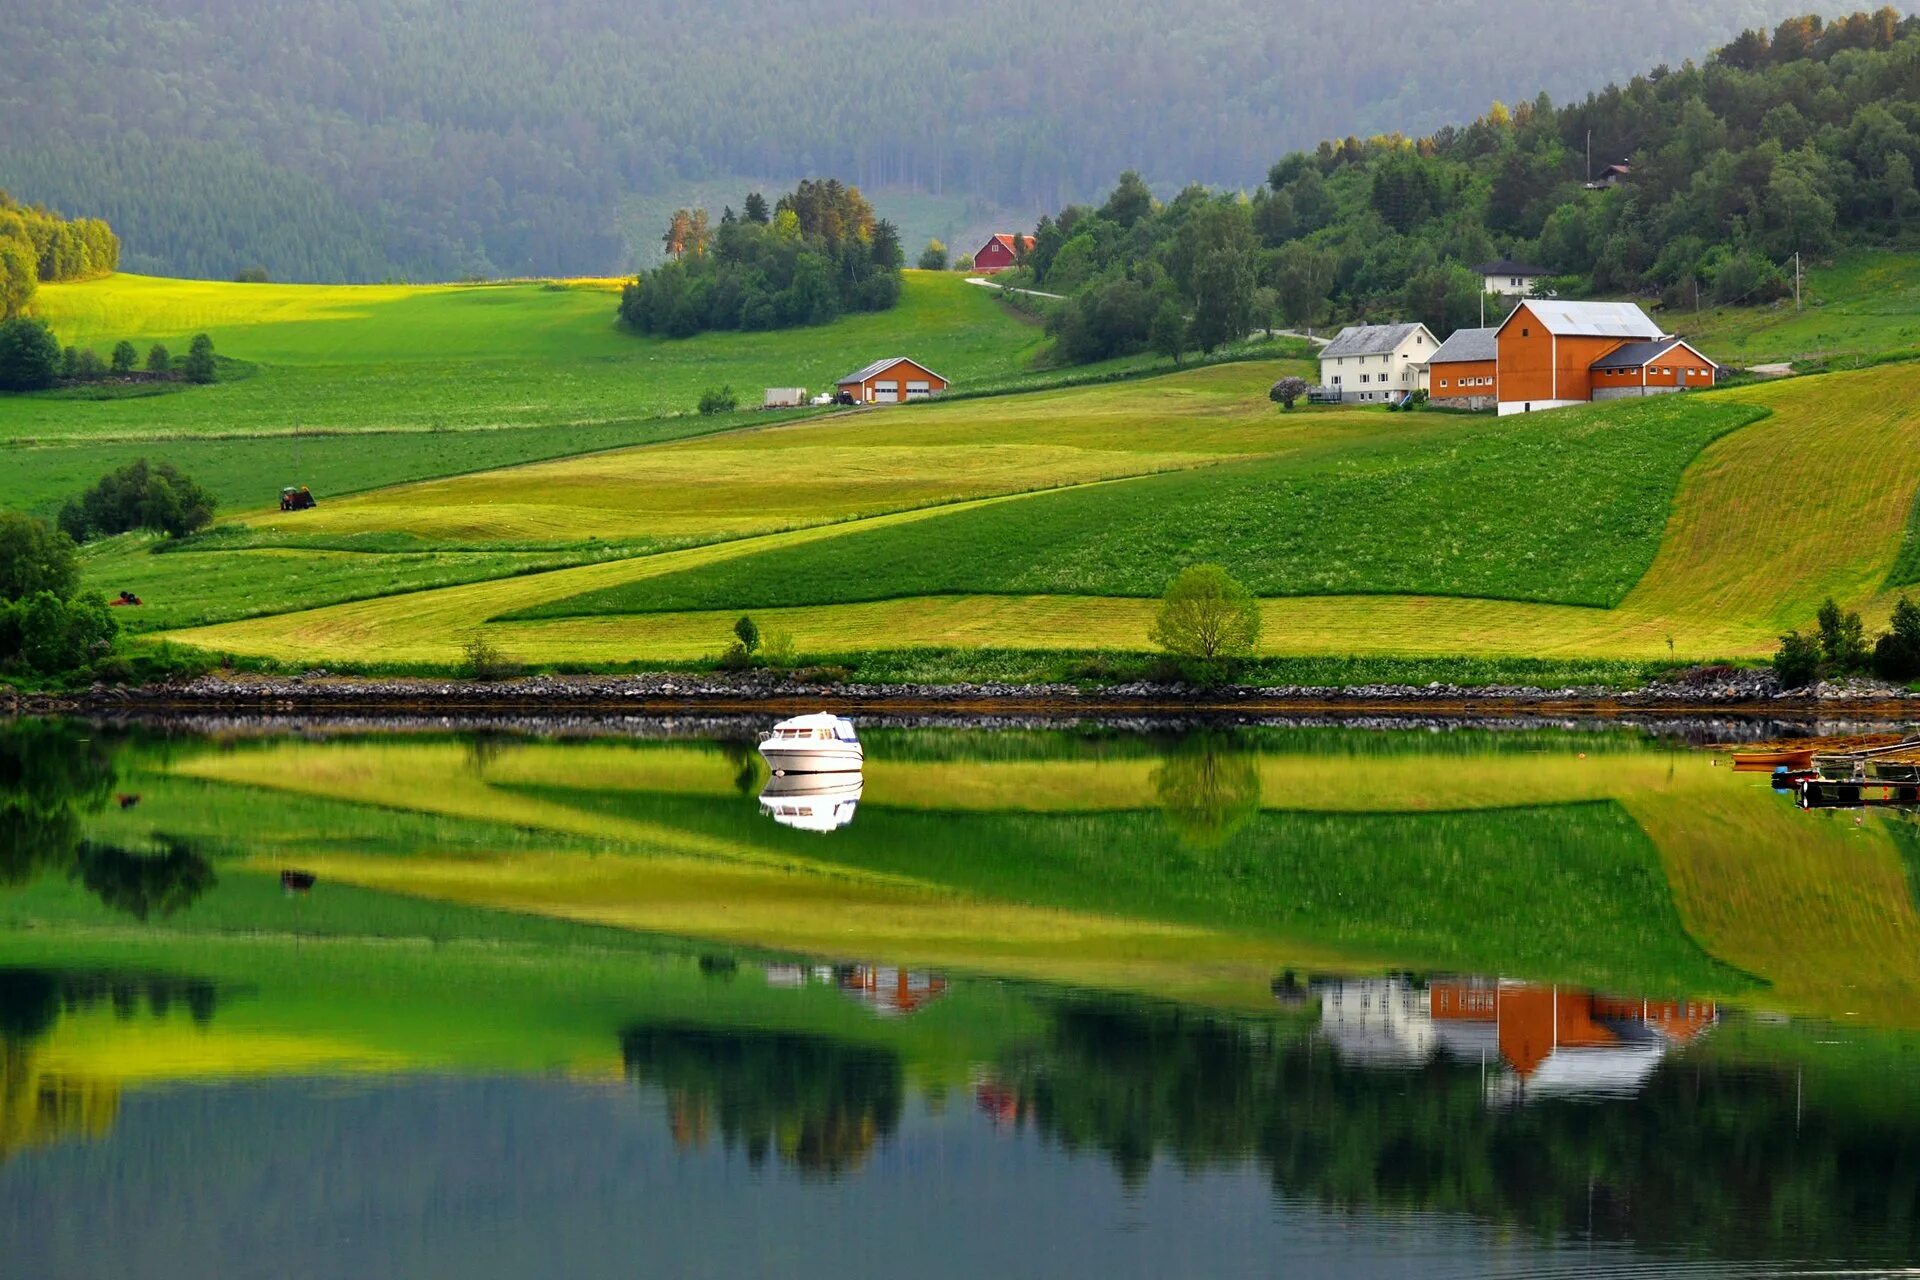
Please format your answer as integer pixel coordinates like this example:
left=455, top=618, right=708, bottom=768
left=1316, top=322, right=1438, bottom=403
left=1477, top=259, right=1551, bottom=296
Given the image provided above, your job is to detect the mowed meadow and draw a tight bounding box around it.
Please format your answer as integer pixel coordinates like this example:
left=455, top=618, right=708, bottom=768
left=7, top=268, right=1920, bottom=674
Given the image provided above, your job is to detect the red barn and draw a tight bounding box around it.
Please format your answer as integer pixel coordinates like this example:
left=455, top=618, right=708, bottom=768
left=1493, top=300, right=1716, bottom=415
left=972, top=233, right=1034, bottom=274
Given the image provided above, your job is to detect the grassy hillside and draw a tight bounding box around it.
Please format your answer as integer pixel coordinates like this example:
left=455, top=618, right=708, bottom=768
left=1682, top=251, right=1920, bottom=366
left=0, top=270, right=1058, bottom=445
left=513, top=393, right=1763, bottom=617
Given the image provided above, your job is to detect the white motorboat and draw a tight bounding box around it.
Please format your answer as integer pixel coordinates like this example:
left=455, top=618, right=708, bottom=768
left=758, top=773, right=863, bottom=832
left=757, top=713, right=863, bottom=775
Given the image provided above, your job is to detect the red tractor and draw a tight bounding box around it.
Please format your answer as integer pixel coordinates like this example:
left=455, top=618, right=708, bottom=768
left=280, top=486, right=317, bottom=512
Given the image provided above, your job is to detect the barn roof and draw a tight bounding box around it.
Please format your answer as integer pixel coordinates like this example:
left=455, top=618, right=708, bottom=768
left=983, top=233, right=1034, bottom=252
left=837, top=356, right=945, bottom=385
left=1504, top=300, right=1664, bottom=340
left=1320, top=322, right=1431, bottom=359
left=1589, top=337, right=1717, bottom=369
left=1427, top=326, right=1498, bottom=364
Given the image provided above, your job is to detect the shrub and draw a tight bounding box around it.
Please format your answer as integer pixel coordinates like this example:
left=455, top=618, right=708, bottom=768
left=1815, top=596, right=1869, bottom=672
left=62, top=346, right=107, bottom=382
left=182, top=333, right=217, bottom=384
left=145, top=344, right=171, bottom=375
left=0, top=591, right=118, bottom=675
left=1773, top=629, right=1820, bottom=688
left=917, top=239, right=948, bottom=271
left=733, top=614, right=760, bottom=655
left=760, top=628, right=796, bottom=668
left=111, top=340, right=138, bottom=374
left=0, top=316, right=61, bottom=391
left=233, top=266, right=270, bottom=283
left=460, top=633, right=519, bottom=681
left=1149, top=564, right=1261, bottom=685
left=58, top=459, right=218, bottom=542
left=1268, top=376, right=1308, bottom=410
left=698, top=384, right=739, bottom=415
left=0, top=513, right=79, bottom=602
left=1874, top=595, right=1920, bottom=682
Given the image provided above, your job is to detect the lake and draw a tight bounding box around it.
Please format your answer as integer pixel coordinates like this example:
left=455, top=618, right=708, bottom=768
left=2, top=714, right=1917, bottom=1278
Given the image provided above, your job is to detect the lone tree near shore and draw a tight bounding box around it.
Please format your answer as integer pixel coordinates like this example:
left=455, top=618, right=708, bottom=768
left=1150, top=564, right=1260, bottom=682
left=1269, top=376, right=1308, bottom=411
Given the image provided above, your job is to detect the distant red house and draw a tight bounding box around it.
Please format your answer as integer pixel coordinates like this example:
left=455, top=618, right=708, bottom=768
left=972, top=233, right=1034, bottom=274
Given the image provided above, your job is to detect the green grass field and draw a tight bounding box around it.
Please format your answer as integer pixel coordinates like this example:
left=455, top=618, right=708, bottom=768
left=512, top=392, right=1763, bottom=618
left=4, top=264, right=1919, bottom=676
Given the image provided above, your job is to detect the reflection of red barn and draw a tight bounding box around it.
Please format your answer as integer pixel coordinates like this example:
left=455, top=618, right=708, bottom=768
left=1429, top=980, right=1717, bottom=1086
left=838, top=965, right=948, bottom=1016
left=972, top=233, right=1034, bottom=274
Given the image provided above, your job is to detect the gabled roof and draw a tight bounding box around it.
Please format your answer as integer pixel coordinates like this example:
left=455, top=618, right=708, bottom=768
left=1476, top=259, right=1549, bottom=277
left=837, top=356, right=945, bottom=385
left=1427, top=326, right=1498, bottom=364
left=1589, top=337, right=1717, bottom=370
left=1500, top=300, right=1664, bottom=340
left=1320, top=322, right=1433, bottom=359
left=982, top=233, right=1034, bottom=253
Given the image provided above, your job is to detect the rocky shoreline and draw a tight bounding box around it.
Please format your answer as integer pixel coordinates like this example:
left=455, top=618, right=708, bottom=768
left=10, top=666, right=1920, bottom=718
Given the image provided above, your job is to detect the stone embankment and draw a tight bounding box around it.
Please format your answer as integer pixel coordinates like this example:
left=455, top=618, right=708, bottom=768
left=11, top=665, right=1920, bottom=718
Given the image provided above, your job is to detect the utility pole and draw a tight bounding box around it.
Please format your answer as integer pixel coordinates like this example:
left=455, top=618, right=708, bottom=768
left=1586, top=129, right=1592, bottom=184
left=1794, top=251, right=1802, bottom=309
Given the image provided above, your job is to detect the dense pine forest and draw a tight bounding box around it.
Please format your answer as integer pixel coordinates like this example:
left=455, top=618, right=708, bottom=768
left=0, top=0, right=1827, bottom=282
left=0, top=192, right=117, bottom=319
left=1014, top=10, right=1920, bottom=363
left=618, top=183, right=903, bottom=337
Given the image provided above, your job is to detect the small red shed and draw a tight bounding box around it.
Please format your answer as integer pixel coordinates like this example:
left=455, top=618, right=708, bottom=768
left=972, top=233, right=1034, bottom=274
left=836, top=357, right=948, bottom=405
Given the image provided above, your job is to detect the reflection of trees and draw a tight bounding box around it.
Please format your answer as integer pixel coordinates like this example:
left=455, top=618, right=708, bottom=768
left=1151, top=733, right=1260, bottom=848
left=0, top=967, right=219, bottom=1163
left=0, top=721, right=116, bottom=886
left=621, top=1023, right=902, bottom=1177
left=990, top=997, right=1920, bottom=1262
left=72, top=838, right=216, bottom=921
left=0, top=722, right=217, bottom=919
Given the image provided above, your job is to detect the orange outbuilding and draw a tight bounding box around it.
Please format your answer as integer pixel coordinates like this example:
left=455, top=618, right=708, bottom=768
left=835, top=356, right=948, bottom=405
left=1425, top=326, right=1499, bottom=408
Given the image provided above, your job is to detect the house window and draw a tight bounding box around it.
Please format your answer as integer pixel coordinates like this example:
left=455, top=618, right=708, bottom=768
left=1360, top=374, right=1370, bottom=384
left=1522, top=328, right=1530, bottom=337
left=1331, top=376, right=1341, bottom=385
left=1439, top=378, right=1448, bottom=388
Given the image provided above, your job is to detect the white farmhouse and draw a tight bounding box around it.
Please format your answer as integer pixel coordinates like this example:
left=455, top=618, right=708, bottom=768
left=1316, top=322, right=1438, bottom=403
left=1476, top=258, right=1551, bottom=296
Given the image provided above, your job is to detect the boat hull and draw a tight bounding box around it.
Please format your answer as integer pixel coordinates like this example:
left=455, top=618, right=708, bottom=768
left=758, top=742, right=864, bottom=774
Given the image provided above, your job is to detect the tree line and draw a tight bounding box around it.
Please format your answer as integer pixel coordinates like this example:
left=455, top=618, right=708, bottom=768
left=0, top=190, right=118, bottom=319
left=617, top=181, right=903, bottom=337
left=1012, top=9, right=1920, bottom=362
left=0, top=0, right=1824, bottom=281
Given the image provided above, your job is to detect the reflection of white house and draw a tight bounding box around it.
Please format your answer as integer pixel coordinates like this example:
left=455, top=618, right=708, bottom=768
left=1316, top=323, right=1438, bottom=403
left=1313, top=976, right=1718, bottom=1104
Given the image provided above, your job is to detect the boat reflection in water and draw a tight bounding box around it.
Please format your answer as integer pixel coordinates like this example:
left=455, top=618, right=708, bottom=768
left=758, top=771, right=863, bottom=832
left=1312, top=975, right=1717, bottom=1104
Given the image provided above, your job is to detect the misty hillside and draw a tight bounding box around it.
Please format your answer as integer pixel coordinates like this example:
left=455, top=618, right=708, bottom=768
left=0, top=0, right=1846, bottom=281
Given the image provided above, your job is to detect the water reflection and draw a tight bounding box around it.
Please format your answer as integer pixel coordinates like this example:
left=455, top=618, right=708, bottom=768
left=3, top=717, right=1920, bottom=1273
left=758, top=773, right=862, bottom=832
left=1313, top=976, right=1716, bottom=1101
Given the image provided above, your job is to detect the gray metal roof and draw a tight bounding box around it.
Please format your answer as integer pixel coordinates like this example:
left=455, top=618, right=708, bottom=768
left=837, top=356, right=945, bottom=385
left=1427, top=326, right=1498, bottom=364
left=1475, top=258, right=1549, bottom=276
left=1319, top=323, right=1431, bottom=359
left=1506, top=300, right=1664, bottom=340
left=1590, top=337, right=1716, bottom=369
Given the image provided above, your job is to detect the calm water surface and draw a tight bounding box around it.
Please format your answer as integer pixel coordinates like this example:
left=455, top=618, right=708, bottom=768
left=2, top=716, right=1917, bottom=1278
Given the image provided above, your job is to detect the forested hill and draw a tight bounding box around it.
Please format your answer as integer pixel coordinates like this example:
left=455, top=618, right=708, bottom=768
left=0, top=0, right=1832, bottom=283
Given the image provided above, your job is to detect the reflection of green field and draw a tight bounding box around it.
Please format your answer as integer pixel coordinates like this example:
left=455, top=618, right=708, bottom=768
left=111, top=728, right=1920, bottom=1021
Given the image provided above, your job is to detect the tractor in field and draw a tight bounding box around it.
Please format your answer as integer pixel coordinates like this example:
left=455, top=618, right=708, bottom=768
left=280, top=485, right=317, bottom=511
